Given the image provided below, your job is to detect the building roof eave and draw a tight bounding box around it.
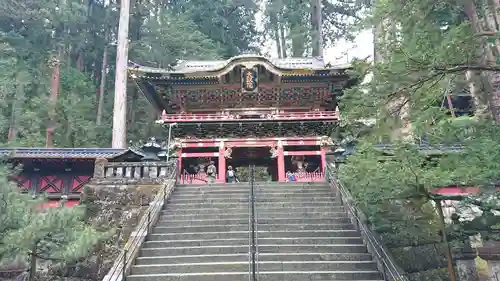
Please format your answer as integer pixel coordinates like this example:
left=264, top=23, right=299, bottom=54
left=0, top=148, right=126, bottom=159
left=128, top=56, right=352, bottom=80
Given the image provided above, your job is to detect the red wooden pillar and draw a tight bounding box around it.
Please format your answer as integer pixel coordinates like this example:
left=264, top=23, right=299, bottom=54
left=277, top=141, right=285, bottom=182
left=218, top=142, right=226, bottom=183
left=320, top=146, right=327, bottom=173
left=177, top=149, right=183, bottom=177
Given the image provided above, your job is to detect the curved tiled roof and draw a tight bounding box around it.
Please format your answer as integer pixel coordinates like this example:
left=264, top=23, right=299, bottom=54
left=128, top=55, right=351, bottom=75
left=0, top=148, right=125, bottom=159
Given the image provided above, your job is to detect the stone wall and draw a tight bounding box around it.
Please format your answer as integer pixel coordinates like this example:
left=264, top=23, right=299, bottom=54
left=43, top=181, right=165, bottom=281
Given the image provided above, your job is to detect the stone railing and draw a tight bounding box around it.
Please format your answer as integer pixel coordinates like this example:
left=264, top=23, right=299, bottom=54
left=94, top=160, right=176, bottom=184
left=102, top=167, right=177, bottom=281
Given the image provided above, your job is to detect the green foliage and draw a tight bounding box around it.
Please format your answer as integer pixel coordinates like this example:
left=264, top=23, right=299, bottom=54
left=336, top=0, right=500, bottom=277
left=131, top=12, right=220, bottom=67
left=0, top=166, right=108, bottom=269
left=0, top=0, right=260, bottom=147
left=339, top=144, right=443, bottom=234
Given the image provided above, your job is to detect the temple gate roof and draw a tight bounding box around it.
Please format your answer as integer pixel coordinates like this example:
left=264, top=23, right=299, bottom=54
left=128, top=55, right=351, bottom=78
left=128, top=55, right=354, bottom=113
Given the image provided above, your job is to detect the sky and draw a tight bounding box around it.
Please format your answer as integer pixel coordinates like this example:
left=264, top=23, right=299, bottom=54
left=261, top=29, right=374, bottom=64
left=255, top=6, right=374, bottom=65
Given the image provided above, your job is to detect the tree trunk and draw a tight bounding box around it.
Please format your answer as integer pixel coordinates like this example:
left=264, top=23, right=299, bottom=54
left=28, top=245, right=37, bottom=281
left=483, top=4, right=500, bottom=55
left=129, top=87, right=138, bottom=125
left=76, top=53, right=84, bottom=71
left=290, top=25, right=305, bottom=57
left=464, top=0, right=500, bottom=121
left=466, top=70, right=491, bottom=118
left=112, top=0, right=131, bottom=148
left=274, top=24, right=282, bottom=58
left=45, top=57, right=60, bottom=147
left=310, top=0, right=322, bottom=57
left=280, top=23, right=287, bottom=58
left=8, top=74, right=26, bottom=142
left=96, top=43, right=108, bottom=125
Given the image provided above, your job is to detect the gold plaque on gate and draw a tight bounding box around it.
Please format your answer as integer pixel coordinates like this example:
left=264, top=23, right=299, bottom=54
left=241, top=66, right=258, bottom=93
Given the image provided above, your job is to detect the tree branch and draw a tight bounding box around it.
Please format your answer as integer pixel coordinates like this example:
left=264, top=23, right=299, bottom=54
left=433, top=65, right=500, bottom=73
left=475, top=31, right=500, bottom=37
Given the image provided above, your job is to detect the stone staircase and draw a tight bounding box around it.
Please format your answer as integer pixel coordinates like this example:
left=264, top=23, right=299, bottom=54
left=126, top=182, right=384, bottom=281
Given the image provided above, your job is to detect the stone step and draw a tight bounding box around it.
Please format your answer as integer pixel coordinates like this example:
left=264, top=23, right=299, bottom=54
left=151, top=224, right=249, bottom=234
left=152, top=223, right=354, bottom=234
left=257, top=244, right=368, bottom=253
left=257, top=230, right=361, bottom=238
left=139, top=244, right=367, bottom=256
left=163, top=207, right=249, bottom=214
left=130, top=260, right=378, bottom=275
left=126, top=272, right=249, bottom=281
left=256, top=196, right=337, bottom=202
left=156, top=218, right=249, bottom=226
left=135, top=252, right=374, bottom=266
left=255, top=185, right=330, bottom=190
left=147, top=230, right=361, bottom=241
left=139, top=245, right=249, bottom=256
left=156, top=217, right=350, bottom=227
left=167, top=195, right=337, bottom=203
left=257, top=223, right=355, bottom=231
left=173, top=191, right=333, bottom=198
left=166, top=201, right=340, bottom=208
left=255, top=206, right=346, bottom=212
left=255, top=202, right=340, bottom=207
left=143, top=237, right=363, bottom=248
left=257, top=271, right=382, bottom=281
left=258, top=252, right=374, bottom=262
left=159, top=212, right=250, bottom=220
left=126, top=271, right=382, bottom=281
left=166, top=202, right=249, bottom=209
left=135, top=254, right=249, bottom=265
left=159, top=211, right=348, bottom=220
left=163, top=206, right=345, bottom=215
left=174, top=189, right=250, bottom=195
left=256, top=189, right=332, bottom=193
left=167, top=198, right=251, bottom=204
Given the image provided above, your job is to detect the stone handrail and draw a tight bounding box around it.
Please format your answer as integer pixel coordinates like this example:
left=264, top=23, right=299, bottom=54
left=102, top=162, right=177, bottom=281
left=95, top=161, right=176, bottom=183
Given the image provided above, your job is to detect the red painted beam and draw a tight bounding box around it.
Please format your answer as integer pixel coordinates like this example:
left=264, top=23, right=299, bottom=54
left=182, top=137, right=322, bottom=142
left=181, top=152, right=219, bottom=158
left=284, top=151, right=321, bottom=156
left=158, top=111, right=338, bottom=123
left=282, top=140, right=321, bottom=146
left=180, top=138, right=322, bottom=148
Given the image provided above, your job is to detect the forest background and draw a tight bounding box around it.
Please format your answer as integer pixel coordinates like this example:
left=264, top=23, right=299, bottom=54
left=0, top=0, right=369, bottom=148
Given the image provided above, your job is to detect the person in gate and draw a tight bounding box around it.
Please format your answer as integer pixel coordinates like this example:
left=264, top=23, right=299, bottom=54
left=206, top=161, right=217, bottom=185
left=226, top=166, right=237, bottom=183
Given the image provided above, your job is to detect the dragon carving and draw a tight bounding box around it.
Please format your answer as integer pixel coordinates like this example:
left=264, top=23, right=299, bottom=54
left=270, top=146, right=278, bottom=158
left=224, top=147, right=233, bottom=159
left=319, top=136, right=334, bottom=147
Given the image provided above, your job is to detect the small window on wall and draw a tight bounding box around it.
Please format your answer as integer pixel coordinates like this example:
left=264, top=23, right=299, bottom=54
left=441, top=93, right=474, bottom=117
